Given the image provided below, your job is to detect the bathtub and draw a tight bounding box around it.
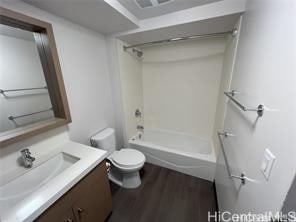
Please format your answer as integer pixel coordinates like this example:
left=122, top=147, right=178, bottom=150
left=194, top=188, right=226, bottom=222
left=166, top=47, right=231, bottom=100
left=129, top=129, right=216, bottom=181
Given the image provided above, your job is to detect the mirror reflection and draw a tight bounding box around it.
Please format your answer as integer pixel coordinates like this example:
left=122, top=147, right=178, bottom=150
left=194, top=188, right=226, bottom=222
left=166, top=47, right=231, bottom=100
left=0, top=24, right=54, bottom=133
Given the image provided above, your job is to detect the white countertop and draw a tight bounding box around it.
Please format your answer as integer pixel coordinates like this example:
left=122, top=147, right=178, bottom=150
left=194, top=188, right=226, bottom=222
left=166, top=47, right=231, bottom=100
left=0, top=141, right=107, bottom=222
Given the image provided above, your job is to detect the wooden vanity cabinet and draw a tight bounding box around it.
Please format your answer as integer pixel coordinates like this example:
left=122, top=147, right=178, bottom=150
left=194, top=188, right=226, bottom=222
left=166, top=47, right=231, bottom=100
left=36, top=161, right=112, bottom=222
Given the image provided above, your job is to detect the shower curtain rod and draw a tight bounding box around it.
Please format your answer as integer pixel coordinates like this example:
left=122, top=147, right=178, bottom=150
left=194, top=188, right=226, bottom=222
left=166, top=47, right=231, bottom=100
left=123, top=29, right=237, bottom=50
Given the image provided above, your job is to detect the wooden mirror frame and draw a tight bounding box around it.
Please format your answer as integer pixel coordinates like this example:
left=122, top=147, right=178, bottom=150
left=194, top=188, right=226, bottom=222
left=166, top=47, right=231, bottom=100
left=0, top=7, right=71, bottom=147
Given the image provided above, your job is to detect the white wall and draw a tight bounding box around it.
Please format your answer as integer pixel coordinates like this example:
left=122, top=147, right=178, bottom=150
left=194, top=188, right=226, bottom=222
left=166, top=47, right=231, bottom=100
left=215, top=0, right=296, bottom=215
left=106, top=36, right=126, bottom=148
left=142, top=38, right=226, bottom=140
left=0, top=33, right=53, bottom=133
left=0, top=1, right=116, bottom=146
left=117, top=40, right=144, bottom=140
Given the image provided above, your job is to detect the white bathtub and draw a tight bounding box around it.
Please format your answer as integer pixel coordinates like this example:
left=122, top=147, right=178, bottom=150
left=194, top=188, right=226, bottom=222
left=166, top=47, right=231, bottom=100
left=129, top=129, right=216, bottom=181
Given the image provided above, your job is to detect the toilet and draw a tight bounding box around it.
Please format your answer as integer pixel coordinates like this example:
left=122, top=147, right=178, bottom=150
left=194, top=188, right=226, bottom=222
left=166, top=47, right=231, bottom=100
left=90, top=128, right=145, bottom=189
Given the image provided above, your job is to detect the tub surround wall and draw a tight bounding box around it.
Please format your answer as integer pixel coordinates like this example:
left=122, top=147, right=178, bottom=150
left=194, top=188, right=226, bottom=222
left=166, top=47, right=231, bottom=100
left=117, top=40, right=144, bottom=140
left=106, top=36, right=126, bottom=148
left=142, top=38, right=226, bottom=140
left=117, top=37, right=225, bottom=181
left=118, top=37, right=227, bottom=147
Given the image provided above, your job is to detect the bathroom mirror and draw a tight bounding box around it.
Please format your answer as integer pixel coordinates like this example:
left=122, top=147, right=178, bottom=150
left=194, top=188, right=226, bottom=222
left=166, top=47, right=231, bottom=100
left=0, top=24, right=54, bottom=132
left=0, top=7, right=71, bottom=147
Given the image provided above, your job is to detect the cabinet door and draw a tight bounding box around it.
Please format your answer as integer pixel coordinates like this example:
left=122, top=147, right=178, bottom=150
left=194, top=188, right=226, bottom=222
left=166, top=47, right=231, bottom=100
left=37, top=207, right=76, bottom=222
left=58, top=209, right=77, bottom=222
left=73, top=167, right=112, bottom=222
left=36, top=161, right=112, bottom=222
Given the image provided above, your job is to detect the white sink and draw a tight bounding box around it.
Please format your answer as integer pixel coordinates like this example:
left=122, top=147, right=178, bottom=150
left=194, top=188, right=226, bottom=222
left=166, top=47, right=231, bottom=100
left=0, top=141, right=107, bottom=222
left=0, top=153, right=79, bottom=212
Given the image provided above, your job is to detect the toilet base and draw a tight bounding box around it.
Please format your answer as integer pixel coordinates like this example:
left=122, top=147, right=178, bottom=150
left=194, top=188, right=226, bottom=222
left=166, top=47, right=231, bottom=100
left=122, top=171, right=141, bottom=188
left=108, top=167, right=141, bottom=189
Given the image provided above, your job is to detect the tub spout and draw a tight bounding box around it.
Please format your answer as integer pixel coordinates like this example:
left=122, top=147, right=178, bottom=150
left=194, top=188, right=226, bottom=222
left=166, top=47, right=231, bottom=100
left=137, top=125, right=144, bottom=131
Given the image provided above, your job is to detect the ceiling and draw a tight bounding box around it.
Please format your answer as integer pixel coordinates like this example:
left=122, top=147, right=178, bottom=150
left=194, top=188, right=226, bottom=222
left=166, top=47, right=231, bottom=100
left=118, top=14, right=240, bottom=45
left=23, top=0, right=138, bottom=34
left=117, top=0, right=222, bottom=19
left=22, top=0, right=227, bottom=34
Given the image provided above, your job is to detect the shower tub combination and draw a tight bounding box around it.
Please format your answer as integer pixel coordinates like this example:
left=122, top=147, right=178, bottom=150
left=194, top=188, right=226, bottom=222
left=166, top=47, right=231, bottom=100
left=129, top=129, right=216, bottom=181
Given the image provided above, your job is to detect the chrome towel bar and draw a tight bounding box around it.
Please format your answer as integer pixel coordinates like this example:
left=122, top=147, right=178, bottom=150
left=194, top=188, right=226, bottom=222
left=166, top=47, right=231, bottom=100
left=8, top=107, right=53, bottom=121
left=217, top=131, right=255, bottom=185
left=0, top=86, right=48, bottom=94
left=224, top=90, right=264, bottom=117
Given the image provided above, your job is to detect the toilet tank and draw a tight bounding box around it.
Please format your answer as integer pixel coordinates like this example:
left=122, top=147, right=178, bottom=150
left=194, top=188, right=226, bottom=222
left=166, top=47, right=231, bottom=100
left=90, top=128, right=116, bottom=156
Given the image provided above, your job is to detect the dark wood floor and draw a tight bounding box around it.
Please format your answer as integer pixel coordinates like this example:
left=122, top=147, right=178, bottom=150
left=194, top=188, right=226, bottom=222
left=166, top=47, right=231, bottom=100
left=107, top=163, right=217, bottom=222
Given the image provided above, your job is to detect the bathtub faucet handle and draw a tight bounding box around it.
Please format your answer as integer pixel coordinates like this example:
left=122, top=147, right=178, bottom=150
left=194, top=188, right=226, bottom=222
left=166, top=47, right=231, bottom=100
left=135, top=109, right=142, bottom=118
left=137, top=125, right=144, bottom=131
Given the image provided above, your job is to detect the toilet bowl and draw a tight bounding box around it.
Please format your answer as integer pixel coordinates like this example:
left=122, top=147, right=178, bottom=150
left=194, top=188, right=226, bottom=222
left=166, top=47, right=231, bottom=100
left=108, top=148, right=145, bottom=188
left=90, top=128, right=145, bottom=189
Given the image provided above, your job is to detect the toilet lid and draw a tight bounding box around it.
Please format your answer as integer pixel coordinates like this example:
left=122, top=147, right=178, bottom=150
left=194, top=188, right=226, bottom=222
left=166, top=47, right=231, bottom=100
left=111, top=148, right=145, bottom=168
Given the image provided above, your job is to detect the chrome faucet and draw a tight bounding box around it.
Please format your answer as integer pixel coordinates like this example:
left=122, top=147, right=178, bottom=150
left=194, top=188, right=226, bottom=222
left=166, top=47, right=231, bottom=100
left=135, top=109, right=142, bottom=118
left=21, top=148, right=35, bottom=168
left=136, top=125, right=144, bottom=131
left=136, top=125, right=144, bottom=139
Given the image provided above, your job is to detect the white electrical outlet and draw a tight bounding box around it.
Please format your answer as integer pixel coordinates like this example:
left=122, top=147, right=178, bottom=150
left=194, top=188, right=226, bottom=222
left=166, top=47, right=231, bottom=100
left=261, top=149, right=276, bottom=180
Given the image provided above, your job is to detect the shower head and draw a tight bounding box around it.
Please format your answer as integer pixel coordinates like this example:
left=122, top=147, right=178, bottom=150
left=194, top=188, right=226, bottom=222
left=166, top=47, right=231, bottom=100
left=137, top=51, right=143, bottom=58
left=132, top=48, right=143, bottom=58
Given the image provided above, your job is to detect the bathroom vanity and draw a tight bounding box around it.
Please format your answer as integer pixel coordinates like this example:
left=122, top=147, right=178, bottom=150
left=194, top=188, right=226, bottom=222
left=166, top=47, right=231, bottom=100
left=36, top=160, right=112, bottom=222
left=0, top=141, right=112, bottom=222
